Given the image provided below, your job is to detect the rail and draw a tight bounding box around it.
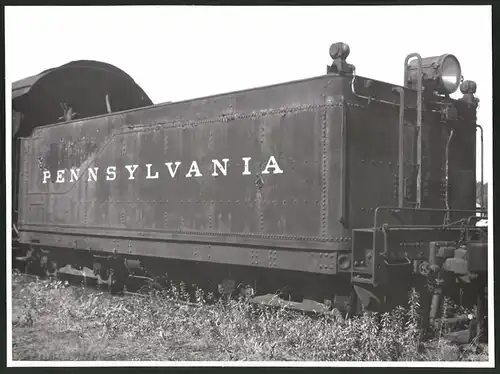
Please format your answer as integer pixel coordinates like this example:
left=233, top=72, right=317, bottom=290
left=392, top=87, right=405, bottom=208
left=339, top=99, right=348, bottom=226
left=477, top=124, right=485, bottom=217
left=403, top=54, right=423, bottom=208
left=373, top=206, right=487, bottom=230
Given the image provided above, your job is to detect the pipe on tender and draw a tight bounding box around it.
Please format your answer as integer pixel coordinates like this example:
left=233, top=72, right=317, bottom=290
left=392, top=87, right=405, bottom=208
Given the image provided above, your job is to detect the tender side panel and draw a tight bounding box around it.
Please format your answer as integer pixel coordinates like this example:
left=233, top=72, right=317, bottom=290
left=83, top=109, right=326, bottom=237
left=18, top=76, right=351, bottom=273
left=346, top=103, right=402, bottom=229
left=344, top=93, right=477, bottom=233
left=448, top=118, right=477, bottom=220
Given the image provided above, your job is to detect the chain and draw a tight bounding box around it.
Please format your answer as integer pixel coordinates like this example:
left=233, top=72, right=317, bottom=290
left=458, top=220, right=467, bottom=246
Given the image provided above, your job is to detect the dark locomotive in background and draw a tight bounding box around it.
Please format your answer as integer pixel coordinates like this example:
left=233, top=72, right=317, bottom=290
left=11, top=42, right=488, bottom=341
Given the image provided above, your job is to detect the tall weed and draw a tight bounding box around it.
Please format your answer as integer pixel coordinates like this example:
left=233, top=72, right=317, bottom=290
left=11, top=272, right=488, bottom=361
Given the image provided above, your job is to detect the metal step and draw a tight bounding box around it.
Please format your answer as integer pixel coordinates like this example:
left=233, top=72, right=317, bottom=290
left=351, top=228, right=376, bottom=285
left=351, top=275, right=373, bottom=284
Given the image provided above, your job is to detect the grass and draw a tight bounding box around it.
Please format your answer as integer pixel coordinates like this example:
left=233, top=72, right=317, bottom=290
left=10, top=270, right=489, bottom=362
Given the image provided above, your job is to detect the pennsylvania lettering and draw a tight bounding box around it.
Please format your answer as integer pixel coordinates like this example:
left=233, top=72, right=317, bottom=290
left=42, top=156, right=283, bottom=184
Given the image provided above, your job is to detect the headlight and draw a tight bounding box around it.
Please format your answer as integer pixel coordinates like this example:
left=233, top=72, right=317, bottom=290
left=406, top=54, right=462, bottom=95
left=437, top=54, right=462, bottom=94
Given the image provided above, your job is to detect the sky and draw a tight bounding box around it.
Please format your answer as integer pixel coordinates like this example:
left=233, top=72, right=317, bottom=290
left=5, top=5, right=493, bottom=183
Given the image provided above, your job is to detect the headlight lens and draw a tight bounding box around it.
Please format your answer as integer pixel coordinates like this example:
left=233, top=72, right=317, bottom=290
left=406, top=53, right=462, bottom=95
left=439, top=54, right=462, bottom=94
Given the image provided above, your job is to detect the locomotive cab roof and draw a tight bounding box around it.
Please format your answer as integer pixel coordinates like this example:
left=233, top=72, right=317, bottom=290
left=11, top=60, right=153, bottom=137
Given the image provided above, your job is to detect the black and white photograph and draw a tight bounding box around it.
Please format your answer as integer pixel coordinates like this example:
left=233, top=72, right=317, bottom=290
left=5, top=4, right=494, bottom=366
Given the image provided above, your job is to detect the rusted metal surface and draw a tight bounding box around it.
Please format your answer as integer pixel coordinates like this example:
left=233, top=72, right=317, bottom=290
left=11, top=42, right=489, bottom=332
left=14, top=57, right=482, bottom=278
left=17, top=75, right=356, bottom=273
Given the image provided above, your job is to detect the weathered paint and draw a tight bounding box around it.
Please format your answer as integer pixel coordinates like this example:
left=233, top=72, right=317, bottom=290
left=15, top=71, right=479, bottom=276
left=17, top=75, right=353, bottom=273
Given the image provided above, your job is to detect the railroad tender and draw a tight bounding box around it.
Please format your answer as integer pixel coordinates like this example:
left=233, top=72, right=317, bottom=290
left=11, top=43, right=488, bottom=341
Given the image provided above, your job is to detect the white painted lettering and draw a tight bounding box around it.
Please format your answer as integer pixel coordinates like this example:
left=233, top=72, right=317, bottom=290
left=106, top=166, right=117, bottom=181
left=212, top=158, right=229, bottom=176
left=186, top=161, right=202, bottom=177
left=88, top=167, right=99, bottom=182
left=40, top=156, right=283, bottom=184
left=165, top=162, right=181, bottom=178
left=42, top=170, right=51, bottom=184
left=70, top=168, right=80, bottom=182
left=56, top=169, right=65, bottom=183
left=242, top=157, right=251, bottom=175
left=146, top=164, right=159, bottom=179
left=125, top=164, right=139, bottom=180
left=262, top=156, right=284, bottom=174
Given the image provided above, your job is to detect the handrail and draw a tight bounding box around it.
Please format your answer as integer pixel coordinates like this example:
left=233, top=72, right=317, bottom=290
left=373, top=205, right=487, bottom=229
left=444, top=128, right=455, bottom=224
left=339, top=99, right=348, bottom=226
left=477, top=124, right=485, bottom=217
left=403, top=53, right=423, bottom=208
left=393, top=87, right=405, bottom=208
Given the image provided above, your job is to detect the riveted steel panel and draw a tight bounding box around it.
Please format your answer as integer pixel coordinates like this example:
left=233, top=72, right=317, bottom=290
left=17, top=74, right=356, bottom=273
left=23, top=230, right=340, bottom=274
left=341, top=103, right=399, bottom=230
